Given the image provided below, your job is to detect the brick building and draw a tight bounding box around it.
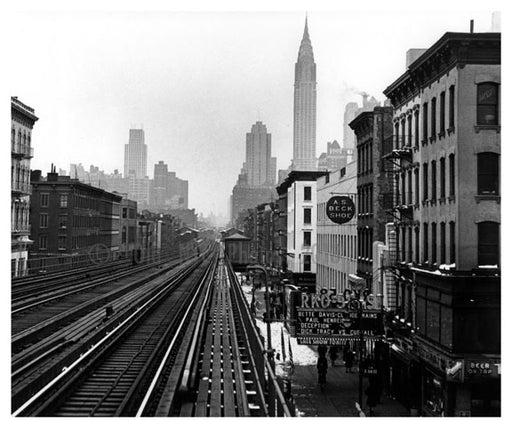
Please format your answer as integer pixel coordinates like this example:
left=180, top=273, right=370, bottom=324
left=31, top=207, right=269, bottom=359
left=349, top=106, right=394, bottom=299
left=29, top=170, right=122, bottom=273
left=383, top=31, right=500, bottom=416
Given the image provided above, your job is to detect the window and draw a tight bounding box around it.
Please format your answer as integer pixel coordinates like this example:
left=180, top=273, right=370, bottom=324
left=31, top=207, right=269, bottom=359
left=394, top=122, right=400, bottom=148
left=414, top=169, right=419, bottom=205
left=431, top=160, right=437, bottom=200
left=440, top=157, right=446, bottom=198
left=60, top=194, right=68, bottom=208
left=449, top=154, right=455, bottom=197
left=303, top=231, right=311, bottom=247
left=401, top=173, right=406, bottom=205
left=414, top=111, right=419, bottom=148
left=58, top=236, right=66, bottom=250
left=423, top=163, right=428, bottom=201
left=39, top=235, right=48, bottom=250
left=422, top=102, right=428, bottom=142
left=477, top=83, right=499, bottom=125
left=304, top=208, right=311, bottom=224
left=325, top=174, right=330, bottom=184
left=440, top=91, right=446, bottom=132
left=59, top=214, right=67, bottom=229
left=477, top=153, right=499, bottom=195
left=448, top=85, right=455, bottom=129
left=408, top=227, right=413, bottom=263
left=304, top=186, right=312, bottom=201
left=407, top=115, right=412, bottom=147
left=122, top=208, right=128, bottom=218
left=401, top=118, right=406, bottom=147
left=407, top=170, right=412, bottom=205
left=40, top=193, right=49, bottom=207
left=478, top=222, right=499, bottom=266
left=432, top=222, right=437, bottom=264
left=122, top=226, right=127, bottom=244
left=449, top=221, right=456, bottom=264
left=423, top=222, right=429, bottom=263
left=40, top=214, right=48, bottom=228
left=304, top=254, right=311, bottom=272
left=431, top=97, right=437, bottom=139
left=440, top=222, right=446, bottom=264
left=401, top=227, right=406, bottom=261
left=415, top=227, right=420, bottom=264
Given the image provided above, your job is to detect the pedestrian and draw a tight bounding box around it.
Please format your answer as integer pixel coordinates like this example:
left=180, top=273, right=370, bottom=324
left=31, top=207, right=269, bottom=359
left=317, top=354, right=328, bottom=386
left=345, top=350, right=354, bottom=373
left=329, top=346, right=338, bottom=367
left=365, top=375, right=379, bottom=415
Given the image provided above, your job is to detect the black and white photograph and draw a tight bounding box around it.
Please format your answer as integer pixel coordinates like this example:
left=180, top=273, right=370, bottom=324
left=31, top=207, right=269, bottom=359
left=4, top=0, right=506, bottom=419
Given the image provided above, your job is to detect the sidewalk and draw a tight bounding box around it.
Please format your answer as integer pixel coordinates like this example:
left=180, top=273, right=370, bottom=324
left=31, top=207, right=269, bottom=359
left=290, top=363, right=410, bottom=417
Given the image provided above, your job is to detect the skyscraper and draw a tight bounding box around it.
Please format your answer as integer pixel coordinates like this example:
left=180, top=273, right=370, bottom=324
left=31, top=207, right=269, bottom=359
left=343, top=102, right=359, bottom=150
left=245, top=121, right=276, bottom=186
left=124, top=128, right=149, bottom=208
left=292, top=17, right=317, bottom=171
left=124, top=128, right=147, bottom=179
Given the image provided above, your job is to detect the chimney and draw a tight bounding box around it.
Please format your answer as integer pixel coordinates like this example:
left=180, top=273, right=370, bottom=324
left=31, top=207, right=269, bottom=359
left=31, top=169, right=42, bottom=183
left=470, top=19, right=474, bottom=33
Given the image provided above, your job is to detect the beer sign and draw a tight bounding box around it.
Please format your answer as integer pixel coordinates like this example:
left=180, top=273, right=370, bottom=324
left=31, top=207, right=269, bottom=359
left=326, top=196, right=355, bottom=224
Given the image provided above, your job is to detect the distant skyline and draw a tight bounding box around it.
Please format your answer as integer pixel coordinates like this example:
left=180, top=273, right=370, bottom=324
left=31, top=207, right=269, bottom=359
left=7, top=10, right=499, bottom=217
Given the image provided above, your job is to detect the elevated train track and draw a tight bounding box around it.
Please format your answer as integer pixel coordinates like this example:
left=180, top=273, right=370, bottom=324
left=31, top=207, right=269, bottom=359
left=12, top=243, right=292, bottom=417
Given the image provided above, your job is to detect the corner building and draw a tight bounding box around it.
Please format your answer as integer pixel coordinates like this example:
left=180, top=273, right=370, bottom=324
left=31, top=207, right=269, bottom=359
left=11, top=97, right=38, bottom=277
left=383, top=32, right=500, bottom=416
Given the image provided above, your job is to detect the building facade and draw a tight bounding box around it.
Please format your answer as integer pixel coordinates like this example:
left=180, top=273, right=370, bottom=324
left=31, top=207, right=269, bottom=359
left=11, top=97, right=38, bottom=277
left=349, top=106, right=395, bottom=300
left=277, top=171, right=327, bottom=285
left=383, top=31, right=501, bottom=416
left=150, top=161, right=189, bottom=210
left=29, top=170, right=122, bottom=273
left=245, top=121, right=276, bottom=186
left=317, top=140, right=353, bottom=172
left=316, top=162, right=358, bottom=294
left=292, top=18, right=317, bottom=171
left=124, top=128, right=147, bottom=179
left=120, top=197, right=138, bottom=258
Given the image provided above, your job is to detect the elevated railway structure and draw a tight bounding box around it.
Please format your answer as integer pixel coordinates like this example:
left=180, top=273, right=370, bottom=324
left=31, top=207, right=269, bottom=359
left=12, top=243, right=292, bottom=417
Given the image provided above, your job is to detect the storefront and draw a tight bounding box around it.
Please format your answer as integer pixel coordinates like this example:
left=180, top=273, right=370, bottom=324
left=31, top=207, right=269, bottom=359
left=389, top=335, right=421, bottom=412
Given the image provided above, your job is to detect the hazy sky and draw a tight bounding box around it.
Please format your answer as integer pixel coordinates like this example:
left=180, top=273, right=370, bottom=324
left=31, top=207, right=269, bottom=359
left=8, top=9, right=497, bottom=217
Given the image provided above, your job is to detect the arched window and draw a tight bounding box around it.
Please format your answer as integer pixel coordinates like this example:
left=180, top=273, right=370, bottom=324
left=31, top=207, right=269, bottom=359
left=477, top=82, right=499, bottom=125
left=477, top=152, right=499, bottom=195
left=18, top=130, right=22, bottom=144
left=478, top=222, right=499, bottom=266
left=11, top=128, right=15, bottom=145
left=23, top=132, right=26, bottom=146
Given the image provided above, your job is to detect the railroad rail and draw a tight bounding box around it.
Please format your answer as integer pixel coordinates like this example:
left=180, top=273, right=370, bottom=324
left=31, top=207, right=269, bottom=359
left=13, top=248, right=218, bottom=416
left=12, top=245, right=292, bottom=417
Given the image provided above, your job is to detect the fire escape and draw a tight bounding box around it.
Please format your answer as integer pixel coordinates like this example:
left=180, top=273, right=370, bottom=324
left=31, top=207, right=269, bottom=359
left=381, top=134, right=416, bottom=321
left=382, top=135, right=414, bottom=227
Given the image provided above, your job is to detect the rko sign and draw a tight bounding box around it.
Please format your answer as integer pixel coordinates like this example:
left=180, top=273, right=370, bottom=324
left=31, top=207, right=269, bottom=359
left=326, top=196, right=355, bottom=224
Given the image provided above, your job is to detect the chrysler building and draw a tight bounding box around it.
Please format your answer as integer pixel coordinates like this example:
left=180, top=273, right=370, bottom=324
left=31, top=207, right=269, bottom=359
left=292, top=17, right=317, bottom=171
